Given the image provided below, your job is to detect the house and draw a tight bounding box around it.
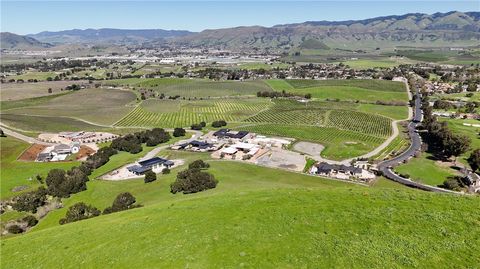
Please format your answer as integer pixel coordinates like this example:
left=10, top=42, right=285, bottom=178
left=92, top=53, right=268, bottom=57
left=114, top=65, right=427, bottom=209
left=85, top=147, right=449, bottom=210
left=310, top=162, right=375, bottom=181
left=127, top=157, right=174, bottom=176
left=213, top=129, right=249, bottom=140
left=36, top=142, right=80, bottom=162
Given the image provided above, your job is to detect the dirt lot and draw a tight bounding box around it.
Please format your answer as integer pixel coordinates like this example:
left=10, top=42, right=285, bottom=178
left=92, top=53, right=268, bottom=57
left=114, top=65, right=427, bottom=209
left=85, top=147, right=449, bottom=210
left=18, top=144, right=47, bottom=161
left=255, top=148, right=306, bottom=172
left=76, top=145, right=95, bottom=161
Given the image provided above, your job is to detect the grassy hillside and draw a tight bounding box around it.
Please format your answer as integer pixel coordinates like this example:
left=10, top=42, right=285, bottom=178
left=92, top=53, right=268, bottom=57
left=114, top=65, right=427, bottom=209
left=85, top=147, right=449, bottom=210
left=2, top=179, right=479, bottom=268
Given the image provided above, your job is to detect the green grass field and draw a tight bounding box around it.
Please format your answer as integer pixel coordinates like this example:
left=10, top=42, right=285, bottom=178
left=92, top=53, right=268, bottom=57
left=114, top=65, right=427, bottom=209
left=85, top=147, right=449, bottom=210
left=1, top=158, right=479, bottom=268
left=395, top=153, right=460, bottom=186
left=3, top=88, right=136, bottom=125
left=0, top=114, right=103, bottom=132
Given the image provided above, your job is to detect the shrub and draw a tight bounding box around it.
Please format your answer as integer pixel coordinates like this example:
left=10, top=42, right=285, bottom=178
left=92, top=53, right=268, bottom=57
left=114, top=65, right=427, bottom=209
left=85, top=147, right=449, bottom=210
left=11, top=187, right=48, bottom=213
left=188, top=159, right=210, bottom=169
left=173, top=128, right=186, bottom=137
left=170, top=167, right=218, bottom=194
left=59, top=202, right=101, bottom=225
left=162, top=168, right=171, bottom=174
left=191, top=124, right=203, bottom=130
left=103, top=192, right=140, bottom=214
left=22, top=215, right=38, bottom=227
left=144, top=170, right=157, bottom=183
left=7, top=225, right=24, bottom=234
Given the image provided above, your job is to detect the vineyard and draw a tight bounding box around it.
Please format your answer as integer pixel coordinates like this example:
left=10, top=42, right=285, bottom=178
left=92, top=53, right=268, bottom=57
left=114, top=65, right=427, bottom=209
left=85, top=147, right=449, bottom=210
left=244, top=100, right=392, bottom=138
left=115, top=99, right=271, bottom=127
left=285, top=79, right=406, bottom=92
left=106, top=78, right=272, bottom=97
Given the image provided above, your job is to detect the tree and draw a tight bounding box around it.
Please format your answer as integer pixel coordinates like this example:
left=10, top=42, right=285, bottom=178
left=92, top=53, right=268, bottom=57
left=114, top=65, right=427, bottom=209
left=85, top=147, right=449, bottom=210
left=200, top=121, right=206, bottom=127
left=46, top=168, right=88, bottom=198
left=103, top=192, right=139, bottom=214
left=173, top=127, right=186, bottom=137
left=170, top=168, right=218, bottom=194
left=211, top=120, right=227, bottom=128
left=162, top=168, right=170, bottom=174
left=443, top=134, right=471, bottom=163
left=190, top=124, right=203, bottom=130
left=188, top=159, right=210, bottom=169
left=59, top=202, right=100, bottom=225
left=468, top=149, right=480, bottom=172
left=144, top=170, right=157, bottom=183
left=0, top=129, right=6, bottom=137
left=48, top=88, right=52, bottom=94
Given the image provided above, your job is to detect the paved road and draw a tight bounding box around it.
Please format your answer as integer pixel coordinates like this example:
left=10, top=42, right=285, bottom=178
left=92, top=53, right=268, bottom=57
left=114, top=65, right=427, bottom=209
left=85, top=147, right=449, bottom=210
left=376, top=79, right=459, bottom=194
left=0, top=123, right=54, bottom=145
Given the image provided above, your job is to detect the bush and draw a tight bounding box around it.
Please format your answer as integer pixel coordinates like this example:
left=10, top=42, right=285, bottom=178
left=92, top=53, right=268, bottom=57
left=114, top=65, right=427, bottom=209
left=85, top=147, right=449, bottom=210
left=211, top=120, right=227, bottom=128
left=7, top=225, right=24, bottom=234
left=162, top=168, right=171, bottom=174
left=59, top=202, right=101, bottom=225
left=188, top=159, right=210, bottom=169
left=173, top=128, right=186, bottom=137
left=11, top=187, right=48, bottom=213
left=144, top=170, right=157, bottom=183
left=22, top=215, right=38, bottom=227
left=103, top=192, right=140, bottom=214
left=200, top=122, right=206, bottom=127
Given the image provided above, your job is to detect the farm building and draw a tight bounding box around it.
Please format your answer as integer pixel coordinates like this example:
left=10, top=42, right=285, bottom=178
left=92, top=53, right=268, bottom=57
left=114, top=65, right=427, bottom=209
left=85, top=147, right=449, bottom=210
left=127, top=157, right=174, bottom=176
left=36, top=142, right=80, bottom=162
left=220, top=142, right=260, bottom=156
left=213, top=129, right=249, bottom=140
left=310, top=162, right=375, bottom=181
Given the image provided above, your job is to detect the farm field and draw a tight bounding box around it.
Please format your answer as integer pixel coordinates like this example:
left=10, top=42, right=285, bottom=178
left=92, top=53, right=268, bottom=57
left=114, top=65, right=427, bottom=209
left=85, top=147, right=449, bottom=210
left=241, top=124, right=384, bottom=159
left=106, top=78, right=273, bottom=97
left=116, top=98, right=271, bottom=128
left=0, top=114, right=101, bottom=132
left=267, top=79, right=408, bottom=102
left=2, top=88, right=137, bottom=125
left=0, top=136, right=80, bottom=199
left=2, top=158, right=479, bottom=268
left=9, top=71, right=57, bottom=81
left=0, top=81, right=87, bottom=101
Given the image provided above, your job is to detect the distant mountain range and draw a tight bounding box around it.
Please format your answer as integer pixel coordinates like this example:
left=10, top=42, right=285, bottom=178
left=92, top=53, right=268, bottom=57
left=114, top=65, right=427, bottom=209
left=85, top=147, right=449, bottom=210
left=2, top=11, right=479, bottom=50
left=27, top=28, right=194, bottom=45
left=174, top=11, right=480, bottom=50
left=0, top=32, right=53, bottom=50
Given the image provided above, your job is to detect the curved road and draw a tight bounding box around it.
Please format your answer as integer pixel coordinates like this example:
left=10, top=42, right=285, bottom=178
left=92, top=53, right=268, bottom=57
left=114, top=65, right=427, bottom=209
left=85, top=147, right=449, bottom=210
left=377, top=79, right=460, bottom=194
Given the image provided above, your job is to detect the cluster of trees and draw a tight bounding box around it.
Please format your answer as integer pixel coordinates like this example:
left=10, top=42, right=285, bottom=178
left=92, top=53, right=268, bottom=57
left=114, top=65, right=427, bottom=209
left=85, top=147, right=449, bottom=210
left=211, top=120, right=227, bottom=128
left=433, top=100, right=454, bottom=110
left=441, top=176, right=472, bottom=191
left=421, top=97, right=471, bottom=161
left=257, top=90, right=311, bottom=99
left=191, top=122, right=206, bottom=130
left=144, top=171, right=157, bottom=183
left=467, top=149, right=480, bottom=173
left=59, top=193, right=140, bottom=225
left=45, top=168, right=89, bottom=198
left=111, top=128, right=171, bottom=153
left=10, top=187, right=48, bottom=213
left=65, top=84, right=82, bottom=91
left=171, top=160, right=218, bottom=194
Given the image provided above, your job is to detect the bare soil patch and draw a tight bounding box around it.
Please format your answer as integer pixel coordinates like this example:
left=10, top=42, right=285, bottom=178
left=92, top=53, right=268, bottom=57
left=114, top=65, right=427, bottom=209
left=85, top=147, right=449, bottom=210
left=18, top=144, right=47, bottom=161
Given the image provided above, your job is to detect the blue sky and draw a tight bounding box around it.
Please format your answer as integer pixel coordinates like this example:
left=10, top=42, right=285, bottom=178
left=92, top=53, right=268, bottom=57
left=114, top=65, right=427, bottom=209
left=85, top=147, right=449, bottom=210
left=1, top=1, right=478, bottom=34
